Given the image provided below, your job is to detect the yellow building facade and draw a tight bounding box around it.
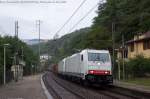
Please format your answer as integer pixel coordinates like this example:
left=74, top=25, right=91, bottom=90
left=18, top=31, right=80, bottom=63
left=127, top=32, right=150, bottom=58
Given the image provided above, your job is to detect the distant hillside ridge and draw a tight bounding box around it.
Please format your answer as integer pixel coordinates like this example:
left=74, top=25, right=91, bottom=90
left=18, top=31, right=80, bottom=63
left=22, top=39, right=49, bottom=45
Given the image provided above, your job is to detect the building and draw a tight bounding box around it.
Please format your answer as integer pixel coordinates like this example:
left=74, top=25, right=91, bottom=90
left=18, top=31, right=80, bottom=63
left=126, top=32, right=150, bottom=58
left=11, top=60, right=25, bottom=81
left=40, top=54, right=50, bottom=62
left=116, top=47, right=128, bottom=60
left=40, top=54, right=51, bottom=71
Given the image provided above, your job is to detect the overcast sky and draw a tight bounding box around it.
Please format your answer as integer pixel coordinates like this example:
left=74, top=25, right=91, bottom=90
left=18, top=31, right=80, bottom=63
left=0, top=0, right=100, bottom=39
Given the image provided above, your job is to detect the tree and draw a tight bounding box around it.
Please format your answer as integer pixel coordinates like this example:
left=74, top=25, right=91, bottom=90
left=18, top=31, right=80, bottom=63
left=0, top=36, right=38, bottom=84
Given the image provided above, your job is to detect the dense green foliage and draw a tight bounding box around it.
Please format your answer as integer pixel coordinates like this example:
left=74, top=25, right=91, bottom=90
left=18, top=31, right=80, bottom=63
left=93, top=0, right=150, bottom=40
left=0, top=36, right=38, bottom=84
left=126, top=56, right=150, bottom=77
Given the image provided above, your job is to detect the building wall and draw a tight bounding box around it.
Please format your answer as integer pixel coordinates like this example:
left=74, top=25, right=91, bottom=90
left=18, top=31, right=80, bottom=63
left=128, top=42, right=150, bottom=58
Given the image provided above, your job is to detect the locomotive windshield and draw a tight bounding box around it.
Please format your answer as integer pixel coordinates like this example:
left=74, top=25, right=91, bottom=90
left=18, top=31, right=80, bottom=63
left=88, top=53, right=110, bottom=62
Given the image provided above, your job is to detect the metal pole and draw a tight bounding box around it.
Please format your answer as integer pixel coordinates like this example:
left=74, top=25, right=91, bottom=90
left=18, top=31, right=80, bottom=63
left=21, top=47, right=23, bottom=80
left=14, top=55, right=17, bottom=82
left=36, top=20, right=41, bottom=72
left=112, top=22, right=115, bottom=76
left=118, top=58, right=121, bottom=80
left=4, top=46, right=6, bottom=85
left=15, top=20, right=19, bottom=82
left=38, top=20, right=41, bottom=72
left=122, top=34, right=125, bottom=80
left=21, top=46, right=23, bottom=61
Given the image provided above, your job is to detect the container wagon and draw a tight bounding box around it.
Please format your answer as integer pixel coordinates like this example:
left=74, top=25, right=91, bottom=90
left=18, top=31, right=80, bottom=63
left=58, top=49, right=113, bottom=84
left=58, top=58, right=66, bottom=75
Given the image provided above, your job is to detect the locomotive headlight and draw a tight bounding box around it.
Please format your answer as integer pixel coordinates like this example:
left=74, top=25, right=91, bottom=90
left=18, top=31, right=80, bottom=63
left=90, top=70, right=94, bottom=74
left=105, top=71, right=108, bottom=74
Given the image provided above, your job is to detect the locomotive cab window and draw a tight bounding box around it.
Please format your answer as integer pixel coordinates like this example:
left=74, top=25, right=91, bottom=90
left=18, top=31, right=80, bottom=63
left=88, top=53, right=109, bottom=62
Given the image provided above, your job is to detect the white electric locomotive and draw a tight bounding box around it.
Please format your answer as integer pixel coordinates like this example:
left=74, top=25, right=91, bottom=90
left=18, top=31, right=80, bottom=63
left=58, top=49, right=113, bottom=84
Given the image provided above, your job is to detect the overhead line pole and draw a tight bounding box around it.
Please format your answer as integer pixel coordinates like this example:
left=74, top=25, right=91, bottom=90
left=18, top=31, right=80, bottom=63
left=14, top=21, right=19, bottom=82
left=122, top=34, right=125, bottom=80
left=39, top=20, right=41, bottom=64
left=4, top=45, right=6, bottom=85
left=112, top=22, right=115, bottom=77
left=36, top=20, right=41, bottom=72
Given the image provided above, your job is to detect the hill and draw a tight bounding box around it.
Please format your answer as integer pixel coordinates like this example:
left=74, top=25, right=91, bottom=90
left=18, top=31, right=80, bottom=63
left=23, top=39, right=49, bottom=45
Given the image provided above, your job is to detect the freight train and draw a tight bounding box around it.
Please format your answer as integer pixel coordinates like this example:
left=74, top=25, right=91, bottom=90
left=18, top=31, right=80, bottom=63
left=57, top=49, right=113, bottom=85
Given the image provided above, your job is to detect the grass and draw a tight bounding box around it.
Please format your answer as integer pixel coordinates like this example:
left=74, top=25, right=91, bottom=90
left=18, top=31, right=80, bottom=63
left=124, top=78, right=150, bottom=87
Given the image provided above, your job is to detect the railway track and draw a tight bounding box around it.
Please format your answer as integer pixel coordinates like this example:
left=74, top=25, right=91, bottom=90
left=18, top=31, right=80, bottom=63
left=52, top=75, right=85, bottom=99
left=43, top=72, right=85, bottom=99
left=43, top=72, right=149, bottom=99
left=42, top=73, right=62, bottom=99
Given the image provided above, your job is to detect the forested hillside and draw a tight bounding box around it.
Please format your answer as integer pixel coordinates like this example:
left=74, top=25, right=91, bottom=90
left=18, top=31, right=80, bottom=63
left=31, top=0, right=150, bottom=63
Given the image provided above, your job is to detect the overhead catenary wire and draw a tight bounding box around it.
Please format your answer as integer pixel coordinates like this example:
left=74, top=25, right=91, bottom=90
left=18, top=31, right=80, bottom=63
left=54, top=0, right=87, bottom=37
left=68, top=3, right=99, bottom=33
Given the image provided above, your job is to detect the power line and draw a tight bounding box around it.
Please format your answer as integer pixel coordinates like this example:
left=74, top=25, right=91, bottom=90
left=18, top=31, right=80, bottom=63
left=54, top=0, right=87, bottom=37
left=68, top=3, right=99, bottom=33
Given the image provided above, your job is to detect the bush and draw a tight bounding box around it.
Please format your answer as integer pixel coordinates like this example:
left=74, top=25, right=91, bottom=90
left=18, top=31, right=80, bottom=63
left=126, top=55, right=150, bottom=77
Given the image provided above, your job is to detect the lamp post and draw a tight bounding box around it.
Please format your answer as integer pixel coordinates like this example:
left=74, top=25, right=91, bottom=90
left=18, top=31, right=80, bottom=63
left=3, top=43, right=10, bottom=85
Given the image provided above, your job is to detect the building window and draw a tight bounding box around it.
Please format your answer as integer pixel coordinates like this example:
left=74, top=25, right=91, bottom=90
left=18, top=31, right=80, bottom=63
left=143, top=40, right=150, bottom=50
left=130, top=44, right=134, bottom=52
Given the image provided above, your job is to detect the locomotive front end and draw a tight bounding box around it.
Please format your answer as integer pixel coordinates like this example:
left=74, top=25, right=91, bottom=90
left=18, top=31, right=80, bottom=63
left=86, top=51, right=113, bottom=84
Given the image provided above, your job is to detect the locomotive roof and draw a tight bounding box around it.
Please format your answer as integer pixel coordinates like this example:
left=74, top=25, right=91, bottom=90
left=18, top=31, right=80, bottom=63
left=59, top=49, right=110, bottom=62
left=69, top=49, right=109, bottom=58
left=81, top=49, right=109, bottom=53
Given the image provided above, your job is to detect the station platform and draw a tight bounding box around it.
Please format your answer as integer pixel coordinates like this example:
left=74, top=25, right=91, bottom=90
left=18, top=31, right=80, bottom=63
left=0, top=74, right=48, bottom=99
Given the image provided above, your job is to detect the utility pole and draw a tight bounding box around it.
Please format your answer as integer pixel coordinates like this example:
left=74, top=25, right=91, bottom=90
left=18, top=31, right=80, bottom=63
left=15, top=21, right=19, bottom=82
left=112, top=22, right=115, bottom=76
left=36, top=20, right=41, bottom=72
left=118, top=57, right=121, bottom=80
left=3, top=44, right=10, bottom=85
left=21, top=46, right=24, bottom=79
left=122, top=34, right=125, bottom=80
left=4, top=45, right=6, bottom=85
left=15, top=21, right=19, bottom=38
left=21, top=46, right=24, bottom=61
